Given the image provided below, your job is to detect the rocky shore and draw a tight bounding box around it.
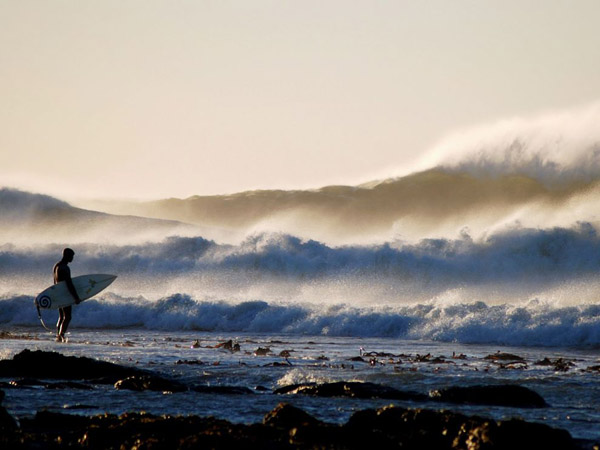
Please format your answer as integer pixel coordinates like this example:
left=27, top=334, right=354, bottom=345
left=0, top=350, right=595, bottom=449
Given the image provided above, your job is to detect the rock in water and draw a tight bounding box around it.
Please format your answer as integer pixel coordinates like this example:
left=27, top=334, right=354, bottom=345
left=275, top=381, right=428, bottom=401
left=0, top=349, right=148, bottom=382
left=429, top=385, right=548, bottom=408
left=113, top=375, right=187, bottom=393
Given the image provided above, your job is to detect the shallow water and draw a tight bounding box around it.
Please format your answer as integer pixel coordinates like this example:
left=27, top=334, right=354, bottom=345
left=2, top=327, right=600, bottom=442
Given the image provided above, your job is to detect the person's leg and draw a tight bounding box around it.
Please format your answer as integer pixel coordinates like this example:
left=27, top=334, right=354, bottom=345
left=56, top=308, right=65, bottom=341
left=57, top=306, right=72, bottom=341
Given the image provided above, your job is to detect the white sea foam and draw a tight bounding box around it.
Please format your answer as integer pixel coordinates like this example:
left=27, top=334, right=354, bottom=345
left=3, top=293, right=600, bottom=347
left=423, top=101, right=600, bottom=185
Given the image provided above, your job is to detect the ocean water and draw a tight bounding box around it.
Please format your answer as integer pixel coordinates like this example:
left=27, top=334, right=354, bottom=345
left=1, top=328, right=600, bottom=442
left=2, top=104, right=600, bottom=441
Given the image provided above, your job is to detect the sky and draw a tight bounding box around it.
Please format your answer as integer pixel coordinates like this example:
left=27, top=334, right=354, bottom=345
left=1, top=1, right=600, bottom=201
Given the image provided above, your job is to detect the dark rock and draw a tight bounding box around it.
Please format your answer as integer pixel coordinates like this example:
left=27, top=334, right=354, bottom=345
left=494, top=418, right=576, bottom=449
left=535, top=357, right=575, bottom=372
left=274, top=382, right=317, bottom=395
left=263, top=361, right=293, bottom=367
left=175, top=359, right=204, bottom=365
left=0, top=403, right=578, bottom=450
left=484, top=352, right=525, bottom=361
left=429, top=384, right=548, bottom=408
left=455, top=417, right=577, bottom=450
left=215, top=340, right=240, bottom=352
left=263, top=402, right=321, bottom=428
left=346, top=404, right=576, bottom=450
left=253, top=347, right=271, bottom=356
left=8, top=378, right=46, bottom=388
left=0, top=390, right=17, bottom=431
left=275, top=381, right=428, bottom=401
left=6, top=378, right=92, bottom=390
left=254, top=385, right=270, bottom=392
left=0, top=349, right=149, bottom=382
left=346, top=405, right=476, bottom=449
left=114, top=375, right=187, bottom=393
left=263, top=403, right=342, bottom=448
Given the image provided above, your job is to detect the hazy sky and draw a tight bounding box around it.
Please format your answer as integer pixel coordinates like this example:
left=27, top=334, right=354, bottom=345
left=2, top=1, right=600, bottom=200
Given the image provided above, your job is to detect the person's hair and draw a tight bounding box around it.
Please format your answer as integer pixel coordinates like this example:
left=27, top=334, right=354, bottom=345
left=63, top=248, right=75, bottom=257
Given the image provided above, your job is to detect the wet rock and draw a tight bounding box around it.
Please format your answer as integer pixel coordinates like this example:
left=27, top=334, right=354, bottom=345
left=494, top=418, right=575, bottom=449
left=495, top=361, right=528, bottom=370
left=0, top=349, right=148, bottom=382
left=0, top=331, right=39, bottom=341
left=175, top=359, right=204, bottom=365
left=263, top=361, right=293, bottom=367
left=0, top=403, right=578, bottom=449
left=455, top=417, right=576, bottom=450
left=361, top=351, right=397, bottom=357
left=413, top=353, right=433, bottom=362
left=8, top=378, right=46, bottom=388
left=535, top=357, right=575, bottom=372
left=263, top=402, right=321, bottom=428
left=215, top=340, right=240, bottom=352
left=114, top=375, right=187, bottom=393
left=346, top=405, right=472, bottom=449
left=346, top=404, right=576, bottom=450
left=429, top=384, right=548, bottom=408
left=274, top=383, right=317, bottom=394
left=6, top=378, right=93, bottom=390
left=263, top=403, right=342, bottom=448
left=0, top=390, right=17, bottom=431
left=275, top=381, right=428, bottom=401
left=484, top=352, right=525, bottom=361
left=253, top=347, right=271, bottom=356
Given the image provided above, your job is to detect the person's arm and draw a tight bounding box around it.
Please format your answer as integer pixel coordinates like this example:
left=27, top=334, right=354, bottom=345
left=59, top=266, right=82, bottom=304
left=65, top=278, right=82, bottom=304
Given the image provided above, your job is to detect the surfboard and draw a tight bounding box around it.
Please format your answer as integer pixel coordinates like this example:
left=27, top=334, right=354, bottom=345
left=35, top=274, right=117, bottom=310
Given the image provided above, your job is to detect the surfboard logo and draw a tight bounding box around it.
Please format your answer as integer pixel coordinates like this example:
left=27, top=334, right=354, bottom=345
left=37, top=295, right=52, bottom=309
left=85, top=278, right=98, bottom=295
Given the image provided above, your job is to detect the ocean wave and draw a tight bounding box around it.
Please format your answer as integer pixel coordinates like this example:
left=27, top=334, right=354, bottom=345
left=425, top=101, right=600, bottom=186
left=4, top=294, right=600, bottom=347
left=3, top=224, right=600, bottom=284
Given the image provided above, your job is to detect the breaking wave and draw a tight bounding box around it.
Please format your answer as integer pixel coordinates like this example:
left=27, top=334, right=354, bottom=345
left=424, top=101, right=600, bottom=186
left=3, top=294, right=600, bottom=347
left=2, top=224, right=600, bottom=283
left=3, top=103, right=600, bottom=348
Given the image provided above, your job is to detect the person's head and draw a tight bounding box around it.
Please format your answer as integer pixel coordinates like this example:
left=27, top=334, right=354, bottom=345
left=62, top=248, right=75, bottom=263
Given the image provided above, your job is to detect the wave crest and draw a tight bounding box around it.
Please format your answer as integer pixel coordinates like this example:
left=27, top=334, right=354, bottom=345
left=4, top=294, right=600, bottom=347
left=425, top=102, right=600, bottom=186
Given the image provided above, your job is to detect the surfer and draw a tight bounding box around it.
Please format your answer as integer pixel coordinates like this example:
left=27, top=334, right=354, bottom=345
left=53, top=248, right=81, bottom=342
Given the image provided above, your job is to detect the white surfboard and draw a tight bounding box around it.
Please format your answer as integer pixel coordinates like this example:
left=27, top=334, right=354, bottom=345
left=35, top=274, right=117, bottom=310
